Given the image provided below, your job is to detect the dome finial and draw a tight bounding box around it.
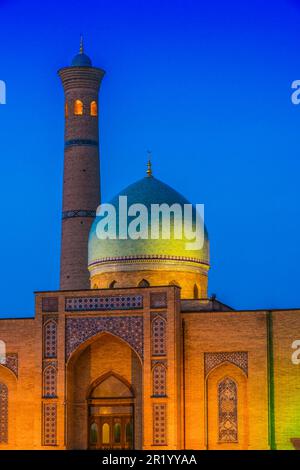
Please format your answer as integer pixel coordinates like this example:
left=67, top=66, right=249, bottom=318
left=79, top=34, right=84, bottom=54
left=146, top=151, right=153, bottom=177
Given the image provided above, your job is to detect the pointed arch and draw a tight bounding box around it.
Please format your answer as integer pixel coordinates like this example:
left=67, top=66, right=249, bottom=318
left=43, top=364, right=57, bottom=398
left=67, top=329, right=143, bottom=367
left=74, top=99, right=83, bottom=115
left=87, top=371, right=136, bottom=399
left=193, top=283, right=199, bottom=299
left=138, top=279, right=150, bottom=287
left=90, top=100, right=98, bottom=116
left=206, top=361, right=248, bottom=449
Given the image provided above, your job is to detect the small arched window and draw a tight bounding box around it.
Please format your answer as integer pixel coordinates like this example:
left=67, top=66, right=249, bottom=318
left=193, top=284, right=199, bottom=299
left=65, top=102, right=68, bottom=118
left=93, top=284, right=98, bottom=289
left=138, top=279, right=150, bottom=288
left=74, top=99, right=83, bottom=116
left=113, top=422, right=121, bottom=443
left=90, top=422, right=99, bottom=444
left=90, top=100, right=98, bottom=116
left=126, top=421, right=133, bottom=444
left=102, top=422, right=110, bottom=444
left=109, top=280, right=117, bottom=289
left=169, top=280, right=180, bottom=287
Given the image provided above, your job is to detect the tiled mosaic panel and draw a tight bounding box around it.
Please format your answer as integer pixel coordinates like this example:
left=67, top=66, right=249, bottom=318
left=66, top=316, right=143, bottom=360
left=153, top=403, right=167, bottom=445
left=43, top=403, right=57, bottom=446
left=204, top=352, right=248, bottom=377
left=218, top=377, right=238, bottom=443
left=0, top=383, right=8, bottom=443
left=44, top=320, right=57, bottom=359
left=3, top=353, right=18, bottom=378
left=65, top=295, right=143, bottom=312
left=42, top=297, right=58, bottom=313
left=152, top=363, right=167, bottom=396
left=150, top=292, right=167, bottom=309
left=43, top=365, right=57, bottom=398
left=152, top=316, right=167, bottom=356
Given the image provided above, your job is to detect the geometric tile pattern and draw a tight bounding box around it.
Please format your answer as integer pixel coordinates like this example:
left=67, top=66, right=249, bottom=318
left=43, top=403, right=57, bottom=446
left=153, top=403, right=167, bottom=446
left=44, top=320, right=57, bottom=359
left=66, top=316, right=144, bottom=360
left=42, top=297, right=59, bottom=312
left=204, top=352, right=248, bottom=377
left=218, top=377, right=238, bottom=443
left=43, top=365, right=57, bottom=398
left=150, top=293, right=167, bottom=309
left=151, top=316, right=167, bottom=356
left=65, top=295, right=143, bottom=312
left=0, top=383, right=8, bottom=443
left=2, top=353, right=18, bottom=378
left=152, top=363, right=167, bottom=396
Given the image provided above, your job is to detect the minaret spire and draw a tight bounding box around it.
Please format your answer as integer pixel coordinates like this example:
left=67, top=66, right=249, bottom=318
left=79, top=34, right=84, bottom=54
left=146, top=160, right=152, bottom=177
left=146, top=150, right=153, bottom=177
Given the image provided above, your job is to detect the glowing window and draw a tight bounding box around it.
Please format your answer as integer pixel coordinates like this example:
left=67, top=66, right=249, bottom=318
left=102, top=423, right=110, bottom=444
left=90, top=101, right=98, bottom=116
left=74, top=99, right=83, bottom=116
left=65, top=102, right=68, bottom=118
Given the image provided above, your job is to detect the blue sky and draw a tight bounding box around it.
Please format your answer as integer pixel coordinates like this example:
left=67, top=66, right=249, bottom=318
left=0, top=0, right=300, bottom=316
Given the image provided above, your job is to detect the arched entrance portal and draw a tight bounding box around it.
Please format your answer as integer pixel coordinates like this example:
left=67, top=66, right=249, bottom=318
left=88, top=374, right=134, bottom=449
left=66, top=332, right=142, bottom=450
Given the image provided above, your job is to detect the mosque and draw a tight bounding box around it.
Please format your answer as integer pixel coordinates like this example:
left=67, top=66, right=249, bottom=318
left=0, top=42, right=299, bottom=450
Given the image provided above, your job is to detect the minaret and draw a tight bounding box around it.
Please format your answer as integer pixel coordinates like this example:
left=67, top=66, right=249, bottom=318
left=58, top=38, right=105, bottom=290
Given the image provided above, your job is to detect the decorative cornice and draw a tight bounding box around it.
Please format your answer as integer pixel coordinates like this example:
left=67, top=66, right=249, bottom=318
left=65, top=139, right=98, bottom=148
left=89, top=255, right=209, bottom=276
left=89, top=254, right=209, bottom=267
left=63, top=210, right=96, bottom=219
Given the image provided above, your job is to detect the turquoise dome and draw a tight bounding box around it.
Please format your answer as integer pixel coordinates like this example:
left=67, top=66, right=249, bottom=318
left=88, top=175, right=209, bottom=268
left=71, top=52, right=92, bottom=67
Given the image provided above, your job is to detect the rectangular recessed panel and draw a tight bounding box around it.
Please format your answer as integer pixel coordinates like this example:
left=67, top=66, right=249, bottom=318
left=65, top=295, right=143, bottom=311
